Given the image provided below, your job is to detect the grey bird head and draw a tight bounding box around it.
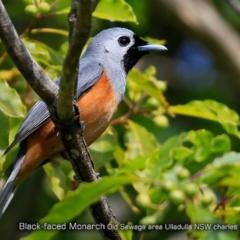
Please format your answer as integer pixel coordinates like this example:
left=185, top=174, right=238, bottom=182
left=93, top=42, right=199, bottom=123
left=85, top=27, right=167, bottom=73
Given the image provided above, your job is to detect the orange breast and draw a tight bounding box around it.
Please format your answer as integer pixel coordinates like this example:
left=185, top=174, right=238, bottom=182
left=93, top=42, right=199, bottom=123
left=16, top=71, right=118, bottom=183
left=79, top=71, right=118, bottom=145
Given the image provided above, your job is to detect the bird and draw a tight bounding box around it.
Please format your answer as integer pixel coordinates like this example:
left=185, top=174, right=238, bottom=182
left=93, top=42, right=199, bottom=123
left=0, top=27, right=167, bottom=217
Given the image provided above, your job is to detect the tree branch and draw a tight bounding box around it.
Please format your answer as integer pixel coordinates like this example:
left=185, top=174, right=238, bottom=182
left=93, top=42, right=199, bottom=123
left=0, top=1, right=58, bottom=105
left=57, top=0, right=93, bottom=120
left=0, top=0, right=122, bottom=239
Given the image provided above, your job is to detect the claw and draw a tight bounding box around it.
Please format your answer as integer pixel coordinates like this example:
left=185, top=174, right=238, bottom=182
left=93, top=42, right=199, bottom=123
left=80, top=120, right=85, bottom=131
left=73, top=174, right=82, bottom=182
left=95, top=172, right=101, bottom=179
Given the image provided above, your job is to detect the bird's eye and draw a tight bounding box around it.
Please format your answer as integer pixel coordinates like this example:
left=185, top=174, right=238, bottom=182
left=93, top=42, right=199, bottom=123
left=118, top=36, right=130, bottom=47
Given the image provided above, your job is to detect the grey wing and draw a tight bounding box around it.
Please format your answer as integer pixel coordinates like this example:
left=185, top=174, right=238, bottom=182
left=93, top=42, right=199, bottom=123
left=3, top=61, right=103, bottom=155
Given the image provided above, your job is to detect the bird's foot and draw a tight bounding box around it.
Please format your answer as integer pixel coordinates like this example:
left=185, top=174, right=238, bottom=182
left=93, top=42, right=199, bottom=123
left=80, top=120, right=85, bottom=131
left=95, top=172, right=101, bottom=179
left=73, top=174, right=82, bottom=182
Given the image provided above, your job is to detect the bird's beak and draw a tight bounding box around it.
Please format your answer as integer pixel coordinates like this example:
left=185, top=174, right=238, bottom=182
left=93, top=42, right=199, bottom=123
left=138, top=44, right=167, bottom=52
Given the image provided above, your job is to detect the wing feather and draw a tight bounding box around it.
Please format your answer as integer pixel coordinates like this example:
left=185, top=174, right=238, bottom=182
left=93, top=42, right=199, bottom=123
left=3, top=61, right=103, bottom=155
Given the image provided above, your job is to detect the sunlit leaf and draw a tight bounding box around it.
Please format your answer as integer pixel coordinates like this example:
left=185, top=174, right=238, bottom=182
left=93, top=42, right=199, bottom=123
left=0, top=78, right=26, bottom=118
left=43, top=164, right=65, bottom=200
left=0, top=79, right=25, bottom=172
left=93, top=0, right=137, bottom=23
left=172, top=146, right=193, bottom=162
left=0, top=117, right=23, bottom=175
left=195, top=152, right=240, bottom=185
left=119, top=156, right=146, bottom=173
left=22, top=38, right=64, bottom=68
left=144, top=37, right=166, bottom=46
left=128, top=68, right=168, bottom=108
left=119, top=223, right=133, bottom=240
left=0, top=111, right=9, bottom=170
left=210, top=152, right=240, bottom=168
left=186, top=203, right=238, bottom=240
left=124, top=120, right=158, bottom=159
left=170, top=100, right=240, bottom=138
left=21, top=175, right=138, bottom=240
left=0, top=68, right=20, bottom=81
left=210, top=134, right=230, bottom=153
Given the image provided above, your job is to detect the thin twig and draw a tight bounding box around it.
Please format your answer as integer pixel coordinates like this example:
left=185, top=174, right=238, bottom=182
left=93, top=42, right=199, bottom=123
left=111, top=93, right=148, bottom=125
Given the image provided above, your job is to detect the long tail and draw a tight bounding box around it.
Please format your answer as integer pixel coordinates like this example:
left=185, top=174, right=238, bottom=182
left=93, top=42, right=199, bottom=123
left=0, top=155, right=25, bottom=218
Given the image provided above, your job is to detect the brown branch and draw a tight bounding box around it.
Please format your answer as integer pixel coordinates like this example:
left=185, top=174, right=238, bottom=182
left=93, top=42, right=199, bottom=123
left=53, top=2, right=122, bottom=238
left=0, top=0, right=122, bottom=239
left=111, top=93, right=148, bottom=125
left=57, top=0, right=93, bottom=120
left=0, top=1, right=58, bottom=105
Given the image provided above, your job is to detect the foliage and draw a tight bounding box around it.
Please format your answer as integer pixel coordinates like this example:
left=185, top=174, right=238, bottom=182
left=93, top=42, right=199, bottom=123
left=0, top=0, right=240, bottom=240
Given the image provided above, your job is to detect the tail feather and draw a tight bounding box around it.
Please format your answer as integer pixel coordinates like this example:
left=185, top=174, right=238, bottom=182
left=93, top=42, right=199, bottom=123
left=0, top=155, right=25, bottom=218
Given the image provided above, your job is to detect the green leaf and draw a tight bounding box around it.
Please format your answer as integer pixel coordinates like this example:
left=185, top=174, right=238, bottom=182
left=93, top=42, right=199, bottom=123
left=186, top=130, right=213, bottom=162
left=119, top=156, right=146, bottom=173
left=171, top=146, right=193, bottom=162
left=0, top=111, right=9, bottom=153
left=43, top=164, right=65, bottom=200
left=0, top=111, right=9, bottom=173
left=187, top=203, right=219, bottom=223
left=89, top=127, right=117, bottom=169
left=151, top=136, right=179, bottom=166
left=124, top=120, right=158, bottom=159
left=144, top=37, right=166, bottom=46
left=22, top=38, right=64, bottom=68
left=93, top=0, right=137, bottom=23
left=1, top=117, right=23, bottom=174
left=21, top=175, right=138, bottom=240
left=170, top=101, right=217, bottom=121
left=195, top=152, right=240, bottom=185
left=128, top=68, right=168, bottom=107
left=0, top=78, right=26, bottom=118
left=186, top=203, right=238, bottom=240
left=119, top=225, right=133, bottom=240
left=210, top=134, right=231, bottom=153
left=210, top=152, right=240, bottom=168
left=0, top=78, right=25, bottom=172
left=170, top=100, right=240, bottom=138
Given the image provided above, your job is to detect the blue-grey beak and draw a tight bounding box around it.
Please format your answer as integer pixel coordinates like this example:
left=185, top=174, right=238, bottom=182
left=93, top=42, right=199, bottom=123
left=138, top=44, right=167, bottom=52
